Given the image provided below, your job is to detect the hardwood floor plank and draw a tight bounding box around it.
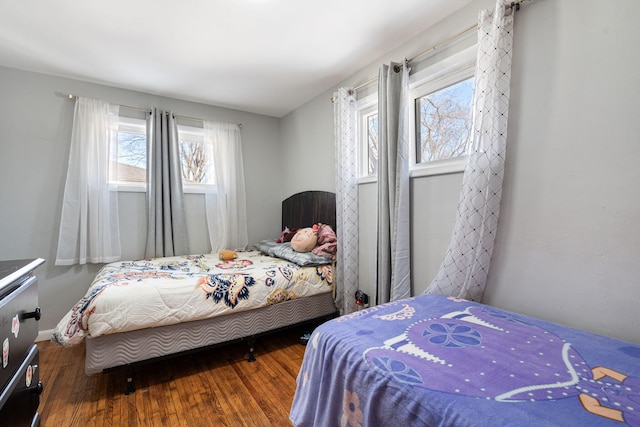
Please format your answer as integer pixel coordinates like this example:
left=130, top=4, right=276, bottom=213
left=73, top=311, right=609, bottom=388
left=231, top=356, right=294, bottom=426
left=37, top=328, right=309, bottom=426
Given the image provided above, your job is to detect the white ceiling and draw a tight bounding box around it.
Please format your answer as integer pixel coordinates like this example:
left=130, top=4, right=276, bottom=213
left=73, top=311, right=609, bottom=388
left=0, top=0, right=470, bottom=117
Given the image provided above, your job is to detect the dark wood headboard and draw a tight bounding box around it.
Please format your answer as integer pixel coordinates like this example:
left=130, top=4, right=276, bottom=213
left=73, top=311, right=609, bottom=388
left=281, top=191, right=336, bottom=231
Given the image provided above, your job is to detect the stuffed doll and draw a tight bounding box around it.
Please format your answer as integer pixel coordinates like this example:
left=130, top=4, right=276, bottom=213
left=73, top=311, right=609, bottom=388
left=276, top=226, right=290, bottom=243
left=218, top=250, right=238, bottom=261
left=276, top=226, right=298, bottom=243
left=291, top=226, right=318, bottom=252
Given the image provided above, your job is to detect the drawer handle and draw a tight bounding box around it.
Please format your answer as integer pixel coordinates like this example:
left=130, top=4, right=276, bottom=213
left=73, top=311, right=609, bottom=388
left=21, top=307, right=41, bottom=321
left=30, top=381, right=44, bottom=396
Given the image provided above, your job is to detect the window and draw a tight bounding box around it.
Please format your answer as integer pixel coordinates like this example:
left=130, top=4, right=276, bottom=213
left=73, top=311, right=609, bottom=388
left=177, top=124, right=215, bottom=188
left=356, top=45, right=476, bottom=180
left=357, top=98, right=378, bottom=179
left=113, top=116, right=147, bottom=185
left=410, top=46, right=476, bottom=176
left=415, top=76, right=474, bottom=164
left=366, top=113, right=379, bottom=176
left=357, top=74, right=474, bottom=179
left=111, top=118, right=215, bottom=192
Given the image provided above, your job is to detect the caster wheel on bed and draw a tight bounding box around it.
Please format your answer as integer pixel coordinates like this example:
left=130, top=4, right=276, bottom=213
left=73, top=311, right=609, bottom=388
left=248, top=347, right=256, bottom=362
left=247, top=338, right=257, bottom=362
left=125, top=376, right=136, bottom=395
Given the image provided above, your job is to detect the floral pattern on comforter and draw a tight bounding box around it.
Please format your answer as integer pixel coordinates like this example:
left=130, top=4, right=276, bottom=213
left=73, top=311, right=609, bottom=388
left=52, top=251, right=333, bottom=347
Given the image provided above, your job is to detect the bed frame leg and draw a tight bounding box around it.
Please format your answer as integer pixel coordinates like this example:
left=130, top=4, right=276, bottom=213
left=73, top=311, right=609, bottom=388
left=247, top=338, right=256, bottom=362
left=125, top=366, right=136, bottom=395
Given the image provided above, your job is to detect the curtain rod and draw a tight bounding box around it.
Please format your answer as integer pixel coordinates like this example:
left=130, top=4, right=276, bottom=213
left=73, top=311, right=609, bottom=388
left=68, top=93, right=150, bottom=113
left=173, top=112, right=242, bottom=128
left=67, top=94, right=242, bottom=128
left=333, top=0, right=531, bottom=101
left=343, top=22, right=476, bottom=96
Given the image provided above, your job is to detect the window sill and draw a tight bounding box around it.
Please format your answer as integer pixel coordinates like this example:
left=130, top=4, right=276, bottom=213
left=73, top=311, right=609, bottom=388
left=410, top=157, right=467, bottom=178
left=111, top=182, right=215, bottom=194
left=357, top=176, right=377, bottom=185
left=112, top=182, right=145, bottom=193
left=357, top=157, right=467, bottom=184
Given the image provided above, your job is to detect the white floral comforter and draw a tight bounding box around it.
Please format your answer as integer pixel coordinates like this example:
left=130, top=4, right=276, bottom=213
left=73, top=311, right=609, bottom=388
left=52, top=251, right=333, bottom=347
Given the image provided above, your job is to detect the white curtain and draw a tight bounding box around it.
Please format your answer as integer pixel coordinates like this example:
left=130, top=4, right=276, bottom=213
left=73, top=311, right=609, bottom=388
left=376, top=62, right=411, bottom=305
left=333, top=88, right=359, bottom=315
left=55, top=97, right=121, bottom=265
left=425, top=0, right=514, bottom=301
left=204, top=121, right=248, bottom=253
left=145, top=109, right=189, bottom=258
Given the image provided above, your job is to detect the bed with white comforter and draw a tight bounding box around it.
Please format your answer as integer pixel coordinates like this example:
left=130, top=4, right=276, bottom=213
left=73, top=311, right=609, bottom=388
left=53, top=250, right=333, bottom=347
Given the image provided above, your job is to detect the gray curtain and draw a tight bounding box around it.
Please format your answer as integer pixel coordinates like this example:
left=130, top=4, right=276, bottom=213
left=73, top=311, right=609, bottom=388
left=145, top=109, right=189, bottom=258
left=376, top=62, right=411, bottom=305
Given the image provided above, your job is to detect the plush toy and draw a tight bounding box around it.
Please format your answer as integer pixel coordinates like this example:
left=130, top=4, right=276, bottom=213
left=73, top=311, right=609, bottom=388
left=276, top=226, right=290, bottom=243
left=219, top=250, right=238, bottom=261
left=276, top=226, right=298, bottom=243
left=291, top=227, right=318, bottom=252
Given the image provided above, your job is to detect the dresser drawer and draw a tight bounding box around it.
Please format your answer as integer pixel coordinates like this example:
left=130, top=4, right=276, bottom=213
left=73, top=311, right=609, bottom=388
left=0, top=344, right=42, bottom=427
left=0, top=275, right=39, bottom=393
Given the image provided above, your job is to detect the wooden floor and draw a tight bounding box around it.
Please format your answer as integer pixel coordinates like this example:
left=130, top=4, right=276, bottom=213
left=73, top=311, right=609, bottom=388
left=36, top=329, right=309, bottom=427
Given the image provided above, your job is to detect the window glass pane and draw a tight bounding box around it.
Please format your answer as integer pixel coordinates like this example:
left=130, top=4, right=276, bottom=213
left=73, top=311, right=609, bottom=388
left=112, top=119, right=215, bottom=190
left=178, top=125, right=213, bottom=185
left=367, top=113, right=378, bottom=176
left=114, top=118, right=147, bottom=183
left=179, top=140, right=209, bottom=184
left=416, top=77, right=474, bottom=163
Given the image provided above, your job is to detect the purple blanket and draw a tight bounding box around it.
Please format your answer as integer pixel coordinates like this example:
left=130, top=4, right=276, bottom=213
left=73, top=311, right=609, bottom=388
left=290, top=295, right=640, bottom=426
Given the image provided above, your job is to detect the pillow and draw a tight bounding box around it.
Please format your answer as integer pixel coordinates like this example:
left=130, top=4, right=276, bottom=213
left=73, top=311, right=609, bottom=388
left=291, top=227, right=317, bottom=252
left=253, top=240, right=331, bottom=266
left=254, top=239, right=280, bottom=257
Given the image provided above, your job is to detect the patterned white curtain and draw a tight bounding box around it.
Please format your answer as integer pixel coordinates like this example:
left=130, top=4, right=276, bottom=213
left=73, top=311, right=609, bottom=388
left=333, top=88, right=359, bottom=315
left=55, top=97, right=121, bottom=265
left=376, top=62, right=411, bottom=304
left=204, top=121, right=248, bottom=252
left=425, top=0, right=514, bottom=301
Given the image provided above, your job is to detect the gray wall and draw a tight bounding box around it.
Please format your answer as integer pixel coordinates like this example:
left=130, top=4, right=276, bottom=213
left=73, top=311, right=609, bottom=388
left=0, top=66, right=282, bottom=333
left=279, top=0, right=640, bottom=343
left=483, top=0, right=640, bottom=343
left=279, top=95, right=335, bottom=200
left=2, top=0, right=639, bottom=345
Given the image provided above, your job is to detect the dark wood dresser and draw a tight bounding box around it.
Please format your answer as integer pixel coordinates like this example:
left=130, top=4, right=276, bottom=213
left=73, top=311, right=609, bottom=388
left=0, top=258, right=45, bottom=427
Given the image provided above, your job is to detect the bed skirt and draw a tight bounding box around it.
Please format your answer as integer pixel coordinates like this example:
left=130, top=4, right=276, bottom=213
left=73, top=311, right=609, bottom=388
left=85, top=291, right=337, bottom=375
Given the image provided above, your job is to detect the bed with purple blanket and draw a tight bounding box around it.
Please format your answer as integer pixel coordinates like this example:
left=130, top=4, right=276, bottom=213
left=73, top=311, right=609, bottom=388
left=290, top=294, right=640, bottom=426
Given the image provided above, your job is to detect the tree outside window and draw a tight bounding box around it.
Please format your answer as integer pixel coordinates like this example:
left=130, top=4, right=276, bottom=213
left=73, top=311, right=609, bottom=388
left=366, top=113, right=378, bottom=176
left=113, top=119, right=212, bottom=187
left=416, top=77, right=474, bottom=163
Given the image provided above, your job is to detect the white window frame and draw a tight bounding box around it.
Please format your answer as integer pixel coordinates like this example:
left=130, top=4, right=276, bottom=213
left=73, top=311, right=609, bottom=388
left=176, top=124, right=216, bottom=194
left=111, top=119, right=216, bottom=194
left=409, top=45, right=477, bottom=178
left=112, top=116, right=147, bottom=192
left=356, top=93, right=378, bottom=183
left=355, top=45, right=477, bottom=183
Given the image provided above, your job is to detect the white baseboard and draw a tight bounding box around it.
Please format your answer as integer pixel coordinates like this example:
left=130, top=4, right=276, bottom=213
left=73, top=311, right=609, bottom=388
left=36, top=329, right=54, bottom=342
